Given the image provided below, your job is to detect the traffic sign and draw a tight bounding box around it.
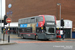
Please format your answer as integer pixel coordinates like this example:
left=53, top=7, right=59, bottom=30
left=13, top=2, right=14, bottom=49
left=6, top=18, right=11, bottom=23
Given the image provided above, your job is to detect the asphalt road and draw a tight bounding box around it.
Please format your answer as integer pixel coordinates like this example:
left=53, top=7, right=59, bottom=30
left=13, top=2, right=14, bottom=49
left=0, top=34, right=75, bottom=50
left=0, top=42, right=75, bottom=50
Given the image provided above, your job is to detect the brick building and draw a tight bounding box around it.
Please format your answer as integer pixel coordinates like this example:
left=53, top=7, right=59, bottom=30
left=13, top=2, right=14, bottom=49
left=6, top=0, right=75, bottom=31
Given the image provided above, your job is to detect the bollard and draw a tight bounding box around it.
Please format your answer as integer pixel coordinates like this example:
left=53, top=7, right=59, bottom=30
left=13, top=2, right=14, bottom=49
left=8, top=35, right=10, bottom=42
left=8, top=23, right=10, bottom=43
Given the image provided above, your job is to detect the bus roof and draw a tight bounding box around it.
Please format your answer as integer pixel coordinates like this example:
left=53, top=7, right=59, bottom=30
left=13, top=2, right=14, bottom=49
left=19, top=15, right=55, bottom=20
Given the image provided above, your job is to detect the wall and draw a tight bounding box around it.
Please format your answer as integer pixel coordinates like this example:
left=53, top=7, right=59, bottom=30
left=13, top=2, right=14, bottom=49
left=6, top=0, right=75, bottom=31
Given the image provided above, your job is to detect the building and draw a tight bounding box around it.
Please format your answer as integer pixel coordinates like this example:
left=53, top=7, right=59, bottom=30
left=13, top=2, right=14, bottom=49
left=6, top=0, right=75, bottom=31
left=56, top=20, right=72, bottom=38
left=0, top=22, right=18, bottom=34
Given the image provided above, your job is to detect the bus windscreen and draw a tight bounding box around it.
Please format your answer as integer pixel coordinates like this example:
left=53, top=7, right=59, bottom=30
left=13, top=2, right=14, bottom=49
left=44, top=15, right=55, bottom=21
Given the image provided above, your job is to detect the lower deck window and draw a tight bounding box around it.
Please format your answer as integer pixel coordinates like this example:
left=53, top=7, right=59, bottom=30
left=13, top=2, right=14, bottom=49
left=19, top=28, right=32, bottom=33
left=19, top=29, right=23, bottom=32
left=24, top=28, right=32, bottom=32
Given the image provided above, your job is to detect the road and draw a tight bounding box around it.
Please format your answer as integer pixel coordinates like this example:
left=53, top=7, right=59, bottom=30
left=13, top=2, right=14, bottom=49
left=0, top=34, right=75, bottom=50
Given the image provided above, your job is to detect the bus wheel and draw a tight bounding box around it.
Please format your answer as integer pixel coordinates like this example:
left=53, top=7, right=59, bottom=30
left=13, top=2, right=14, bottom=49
left=35, top=35, right=38, bottom=40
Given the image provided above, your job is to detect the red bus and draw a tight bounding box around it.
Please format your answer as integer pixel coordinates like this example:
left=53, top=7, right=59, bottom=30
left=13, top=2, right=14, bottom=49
left=18, top=15, right=56, bottom=40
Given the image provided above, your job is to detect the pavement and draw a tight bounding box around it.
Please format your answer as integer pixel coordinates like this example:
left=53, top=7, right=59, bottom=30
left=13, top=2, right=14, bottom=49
left=64, top=38, right=75, bottom=41
left=0, top=41, right=16, bottom=45
left=0, top=34, right=17, bottom=45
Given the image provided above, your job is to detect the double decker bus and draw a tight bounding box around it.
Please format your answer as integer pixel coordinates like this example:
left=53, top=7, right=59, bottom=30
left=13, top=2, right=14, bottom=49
left=18, top=15, right=56, bottom=40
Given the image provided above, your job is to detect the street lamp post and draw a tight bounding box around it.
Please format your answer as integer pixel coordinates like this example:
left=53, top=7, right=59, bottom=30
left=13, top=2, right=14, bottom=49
left=57, top=3, right=65, bottom=40
left=57, top=3, right=61, bottom=28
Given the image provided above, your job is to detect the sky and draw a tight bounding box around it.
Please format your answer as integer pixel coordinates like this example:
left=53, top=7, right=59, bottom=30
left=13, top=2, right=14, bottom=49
left=0, top=0, right=5, bottom=20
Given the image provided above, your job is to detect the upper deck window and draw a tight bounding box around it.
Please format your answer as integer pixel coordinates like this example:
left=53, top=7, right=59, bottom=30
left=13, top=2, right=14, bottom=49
left=44, top=15, right=55, bottom=21
left=31, top=18, right=35, bottom=23
left=36, top=17, right=43, bottom=22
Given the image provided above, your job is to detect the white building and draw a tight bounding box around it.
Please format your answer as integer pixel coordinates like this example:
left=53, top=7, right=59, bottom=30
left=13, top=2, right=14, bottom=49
left=56, top=20, right=72, bottom=38
left=0, top=0, right=5, bottom=39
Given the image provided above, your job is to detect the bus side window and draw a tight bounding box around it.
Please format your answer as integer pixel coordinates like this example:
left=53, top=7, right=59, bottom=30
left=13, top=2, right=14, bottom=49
left=39, top=17, right=43, bottom=21
left=19, top=28, right=23, bottom=32
left=24, top=28, right=27, bottom=32
left=36, top=17, right=39, bottom=22
left=28, top=19, right=30, bottom=23
left=22, top=20, right=24, bottom=24
left=25, top=19, right=28, bottom=24
left=21, top=20, right=22, bottom=24
left=36, top=28, right=40, bottom=33
left=18, top=20, right=21, bottom=24
left=24, top=19, right=26, bottom=23
left=31, top=18, right=35, bottom=23
left=27, top=28, right=32, bottom=33
left=24, top=28, right=32, bottom=33
left=21, top=20, right=23, bottom=24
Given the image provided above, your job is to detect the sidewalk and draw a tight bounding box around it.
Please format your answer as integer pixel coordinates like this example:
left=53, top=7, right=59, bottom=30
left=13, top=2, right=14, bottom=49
left=0, top=41, right=16, bottom=45
left=1, top=34, right=20, bottom=39
left=0, top=34, right=17, bottom=45
left=64, top=38, right=75, bottom=41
